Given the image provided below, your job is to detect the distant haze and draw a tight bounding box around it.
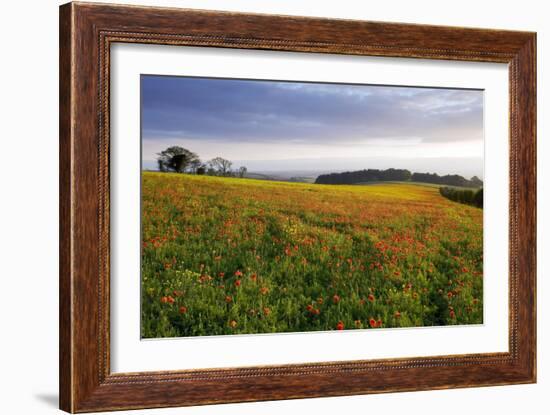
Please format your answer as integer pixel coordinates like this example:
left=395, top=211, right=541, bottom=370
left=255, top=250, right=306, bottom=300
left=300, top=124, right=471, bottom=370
left=142, top=76, right=484, bottom=179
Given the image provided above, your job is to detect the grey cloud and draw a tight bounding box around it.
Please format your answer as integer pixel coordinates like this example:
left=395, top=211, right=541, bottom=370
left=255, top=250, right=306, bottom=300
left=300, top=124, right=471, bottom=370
left=141, top=76, right=483, bottom=146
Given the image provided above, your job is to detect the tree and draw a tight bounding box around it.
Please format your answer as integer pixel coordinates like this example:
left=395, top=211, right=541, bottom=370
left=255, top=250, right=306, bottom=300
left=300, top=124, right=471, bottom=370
left=171, top=154, right=187, bottom=173
left=238, top=166, right=247, bottom=178
left=439, top=186, right=482, bottom=208
left=470, top=176, right=483, bottom=187
left=156, top=146, right=200, bottom=173
left=196, top=164, right=206, bottom=175
left=209, top=157, right=233, bottom=176
left=189, top=159, right=202, bottom=174
left=157, top=159, right=166, bottom=172
left=473, top=188, right=483, bottom=208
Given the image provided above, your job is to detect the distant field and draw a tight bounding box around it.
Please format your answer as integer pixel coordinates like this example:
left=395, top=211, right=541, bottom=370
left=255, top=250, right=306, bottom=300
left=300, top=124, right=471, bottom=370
left=141, top=172, right=483, bottom=338
left=355, top=181, right=481, bottom=191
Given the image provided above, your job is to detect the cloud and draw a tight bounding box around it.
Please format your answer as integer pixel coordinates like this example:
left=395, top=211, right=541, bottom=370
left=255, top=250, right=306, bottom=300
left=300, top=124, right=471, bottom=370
left=142, top=76, right=482, bottom=143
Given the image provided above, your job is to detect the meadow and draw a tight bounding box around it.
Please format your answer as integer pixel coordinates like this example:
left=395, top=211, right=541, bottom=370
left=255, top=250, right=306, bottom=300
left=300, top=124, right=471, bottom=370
left=141, top=172, right=483, bottom=338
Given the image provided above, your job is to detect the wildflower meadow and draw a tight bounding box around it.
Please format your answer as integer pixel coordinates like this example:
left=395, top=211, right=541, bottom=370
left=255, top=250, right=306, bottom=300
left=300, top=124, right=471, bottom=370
left=141, top=172, right=483, bottom=338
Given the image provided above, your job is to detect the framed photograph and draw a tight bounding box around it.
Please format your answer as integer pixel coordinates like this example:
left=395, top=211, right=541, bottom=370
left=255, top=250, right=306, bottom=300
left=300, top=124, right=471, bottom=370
left=59, top=2, right=536, bottom=412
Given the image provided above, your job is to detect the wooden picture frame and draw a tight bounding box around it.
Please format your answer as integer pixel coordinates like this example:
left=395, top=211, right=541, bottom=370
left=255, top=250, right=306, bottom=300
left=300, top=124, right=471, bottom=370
left=59, top=2, right=536, bottom=412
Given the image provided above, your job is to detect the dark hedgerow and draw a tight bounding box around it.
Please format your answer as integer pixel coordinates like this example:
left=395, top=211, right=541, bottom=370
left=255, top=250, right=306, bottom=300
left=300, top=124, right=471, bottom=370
left=439, top=187, right=483, bottom=208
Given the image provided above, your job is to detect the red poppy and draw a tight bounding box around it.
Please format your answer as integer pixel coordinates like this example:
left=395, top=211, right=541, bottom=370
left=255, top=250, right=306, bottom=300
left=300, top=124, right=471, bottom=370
left=450, top=310, right=456, bottom=319
left=250, top=273, right=257, bottom=281
left=368, top=294, right=375, bottom=302
left=179, top=306, right=187, bottom=314
left=447, top=291, right=453, bottom=299
left=336, top=321, right=345, bottom=330
left=234, top=279, right=241, bottom=287
left=306, top=304, right=314, bottom=312
left=234, top=270, right=243, bottom=277
left=332, top=294, right=340, bottom=304
left=369, top=318, right=378, bottom=328
left=199, top=274, right=213, bottom=283
left=161, top=295, right=175, bottom=304
left=260, top=286, right=269, bottom=295
left=225, top=296, right=232, bottom=303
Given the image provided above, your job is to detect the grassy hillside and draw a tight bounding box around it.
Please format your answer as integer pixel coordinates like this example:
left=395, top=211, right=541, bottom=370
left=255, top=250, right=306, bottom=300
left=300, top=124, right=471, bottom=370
left=141, top=172, right=483, bottom=338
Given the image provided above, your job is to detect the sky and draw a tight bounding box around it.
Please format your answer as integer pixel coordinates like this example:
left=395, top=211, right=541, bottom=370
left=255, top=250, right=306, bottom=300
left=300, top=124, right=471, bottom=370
left=141, top=75, right=484, bottom=178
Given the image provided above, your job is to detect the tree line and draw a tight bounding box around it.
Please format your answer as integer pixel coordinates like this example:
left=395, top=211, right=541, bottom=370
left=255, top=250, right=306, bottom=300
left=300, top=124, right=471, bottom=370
left=156, top=146, right=247, bottom=178
left=314, top=168, right=411, bottom=184
left=439, top=187, right=483, bottom=208
left=315, top=168, right=483, bottom=188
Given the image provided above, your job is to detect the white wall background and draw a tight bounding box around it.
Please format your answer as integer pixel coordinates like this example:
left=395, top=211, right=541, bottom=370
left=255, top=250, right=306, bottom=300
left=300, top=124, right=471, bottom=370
left=0, top=0, right=546, bottom=414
